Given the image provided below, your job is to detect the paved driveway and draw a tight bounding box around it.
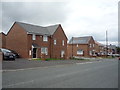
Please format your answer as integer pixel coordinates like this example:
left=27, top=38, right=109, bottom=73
left=2, top=58, right=93, bottom=70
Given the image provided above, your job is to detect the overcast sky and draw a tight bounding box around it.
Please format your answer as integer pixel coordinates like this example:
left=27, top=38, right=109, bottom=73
left=0, top=0, right=119, bottom=45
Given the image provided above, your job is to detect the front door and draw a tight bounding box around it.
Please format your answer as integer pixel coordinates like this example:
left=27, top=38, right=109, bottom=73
left=33, top=48, right=37, bottom=58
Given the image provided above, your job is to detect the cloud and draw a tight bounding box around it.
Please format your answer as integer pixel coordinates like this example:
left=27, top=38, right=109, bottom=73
left=1, top=0, right=118, bottom=45
left=2, top=2, right=69, bottom=33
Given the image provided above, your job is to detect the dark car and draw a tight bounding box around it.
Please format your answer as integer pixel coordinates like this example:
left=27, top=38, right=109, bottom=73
left=0, top=48, right=15, bottom=60
left=119, top=57, right=120, bottom=60
left=8, top=49, right=20, bottom=58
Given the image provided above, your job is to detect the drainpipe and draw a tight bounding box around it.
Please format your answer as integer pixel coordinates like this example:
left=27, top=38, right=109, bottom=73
left=50, top=35, right=52, bottom=58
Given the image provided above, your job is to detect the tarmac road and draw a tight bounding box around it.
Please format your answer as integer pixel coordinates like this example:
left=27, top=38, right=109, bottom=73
left=2, top=59, right=118, bottom=88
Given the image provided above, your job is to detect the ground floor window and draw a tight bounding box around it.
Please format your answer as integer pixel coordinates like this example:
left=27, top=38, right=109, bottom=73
left=41, top=47, right=48, bottom=55
left=77, top=49, right=83, bottom=55
left=89, top=51, right=92, bottom=56
left=61, top=50, right=65, bottom=57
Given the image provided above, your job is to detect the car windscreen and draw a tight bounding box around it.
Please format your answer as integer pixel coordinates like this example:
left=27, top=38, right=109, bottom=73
left=1, top=49, right=11, bottom=53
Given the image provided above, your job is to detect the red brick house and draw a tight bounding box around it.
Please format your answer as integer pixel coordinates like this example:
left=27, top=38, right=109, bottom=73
left=0, top=32, right=6, bottom=48
left=67, top=36, right=96, bottom=58
left=94, top=41, right=105, bottom=56
left=6, top=22, right=67, bottom=59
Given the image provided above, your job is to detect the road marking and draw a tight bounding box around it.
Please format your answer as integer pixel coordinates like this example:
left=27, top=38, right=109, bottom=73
left=76, top=62, right=93, bottom=65
left=76, top=61, right=102, bottom=65
left=3, top=64, right=73, bottom=72
left=4, top=80, right=34, bottom=87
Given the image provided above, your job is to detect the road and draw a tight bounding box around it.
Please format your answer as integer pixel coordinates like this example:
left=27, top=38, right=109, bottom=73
left=2, top=59, right=118, bottom=88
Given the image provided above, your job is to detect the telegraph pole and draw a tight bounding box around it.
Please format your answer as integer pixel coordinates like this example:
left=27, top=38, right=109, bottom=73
left=106, top=30, right=108, bottom=57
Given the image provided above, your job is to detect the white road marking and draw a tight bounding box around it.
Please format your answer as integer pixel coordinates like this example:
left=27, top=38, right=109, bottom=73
left=4, top=80, right=34, bottom=87
left=76, top=61, right=102, bottom=65
left=3, top=64, right=71, bottom=72
left=76, top=62, right=93, bottom=65
left=3, top=61, right=103, bottom=72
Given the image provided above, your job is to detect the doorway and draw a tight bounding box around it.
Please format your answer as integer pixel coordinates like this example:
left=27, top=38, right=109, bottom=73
left=32, top=48, right=37, bottom=58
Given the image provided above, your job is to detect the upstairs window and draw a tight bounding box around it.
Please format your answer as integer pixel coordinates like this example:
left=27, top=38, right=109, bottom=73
left=89, top=44, right=92, bottom=48
left=54, top=39, right=56, bottom=45
left=93, top=44, right=95, bottom=47
left=32, top=34, right=36, bottom=40
left=62, top=40, right=64, bottom=46
left=43, top=36, right=48, bottom=41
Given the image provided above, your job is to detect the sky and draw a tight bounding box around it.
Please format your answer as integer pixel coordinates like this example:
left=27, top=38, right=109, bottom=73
left=0, top=0, right=119, bottom=45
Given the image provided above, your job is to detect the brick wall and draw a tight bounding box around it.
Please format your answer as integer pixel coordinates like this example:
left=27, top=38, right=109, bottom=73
left=67, top=37, right=95, bottom=59
left=6, top=23, right=28, bottom=58
left=67, top=44, right=89, bottom=58
left=0, top=33, right=6, bottom=48
left=27, top=34, right=50, bottom=59
left=51, top=25, right=67, bottom=59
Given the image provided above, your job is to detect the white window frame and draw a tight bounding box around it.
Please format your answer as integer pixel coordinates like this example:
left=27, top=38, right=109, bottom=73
left=32, top=34, right=36, bottom=40
left=89, top=51, right=92, bottom=55
left=41, top=47, right=48, bottom=55
left=76, top=44, right=78, bottom=47
left=61, top=50, right=65, bottom=57
left=89, top=44, right=92, bottom=48
left=54, top=39, right=56, bottom=45
left=62, top=40, right=64, bottom=46
left=77, top=49, right=83, bottom=55
left=43, top=36, right=48, bottom=42
left=93, top=44, right=95, bottom=47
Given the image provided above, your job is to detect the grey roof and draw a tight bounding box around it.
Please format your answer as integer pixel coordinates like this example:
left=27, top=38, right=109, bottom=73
left=69, top=36, right=92, bottom=44
left=16, top=22, right=59, bottom=35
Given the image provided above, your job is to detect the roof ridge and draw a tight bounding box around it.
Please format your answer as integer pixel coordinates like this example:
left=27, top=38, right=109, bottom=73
left=16, top=21, right=59, bottom=35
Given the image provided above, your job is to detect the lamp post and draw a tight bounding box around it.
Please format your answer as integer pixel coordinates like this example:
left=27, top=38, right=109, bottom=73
left=72, top=37, right=73, bottom=58
left=106, top=30, right=108, bottom=57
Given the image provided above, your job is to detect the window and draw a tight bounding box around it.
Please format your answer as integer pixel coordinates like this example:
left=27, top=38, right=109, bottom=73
left=77, top=49, right=83, bottom=55
left=93, top=44, right=95, bottom=47
left=43, top=36, right=48, bottom=41
left=89, top=51, right=92, bottom=55
left=32, top=34, right=36, bottom=40
left=76, top=44, right=78, bottom=47
left=89, top=44, right=92, bottom=48
left=54, top=39, right=56, bottom=45
left=62, top=40, right=64, bottom=46
left=29, top=50, right=31, bottom=55
left=41, top=47, right=48, bottom=55
left=61, top=50, right=65, bottom=57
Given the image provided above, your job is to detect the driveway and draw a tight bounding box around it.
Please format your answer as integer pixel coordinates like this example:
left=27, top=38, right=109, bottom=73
left=2, top=58, right=95, bottom=70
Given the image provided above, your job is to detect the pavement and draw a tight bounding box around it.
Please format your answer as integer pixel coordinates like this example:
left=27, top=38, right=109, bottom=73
left=2, top=58, right=99, bottom=70
left=2, top=58, right=118, bottom=88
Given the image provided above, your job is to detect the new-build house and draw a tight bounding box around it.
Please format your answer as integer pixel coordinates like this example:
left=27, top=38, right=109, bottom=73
left=67, top=36, right=96, bottom=58
left=95, top=41, right=105, bottom=56
left=6, top=22, right=68, bottom=59
left=0, top=32, right=6, bottom=48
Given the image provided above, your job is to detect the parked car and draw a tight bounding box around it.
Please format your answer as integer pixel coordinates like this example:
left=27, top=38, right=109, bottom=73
left=119, top=57, right=120, bottom=60
left=8, top=49, right=20, bottom=58
left=0, top=48, right=15, bottom=60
